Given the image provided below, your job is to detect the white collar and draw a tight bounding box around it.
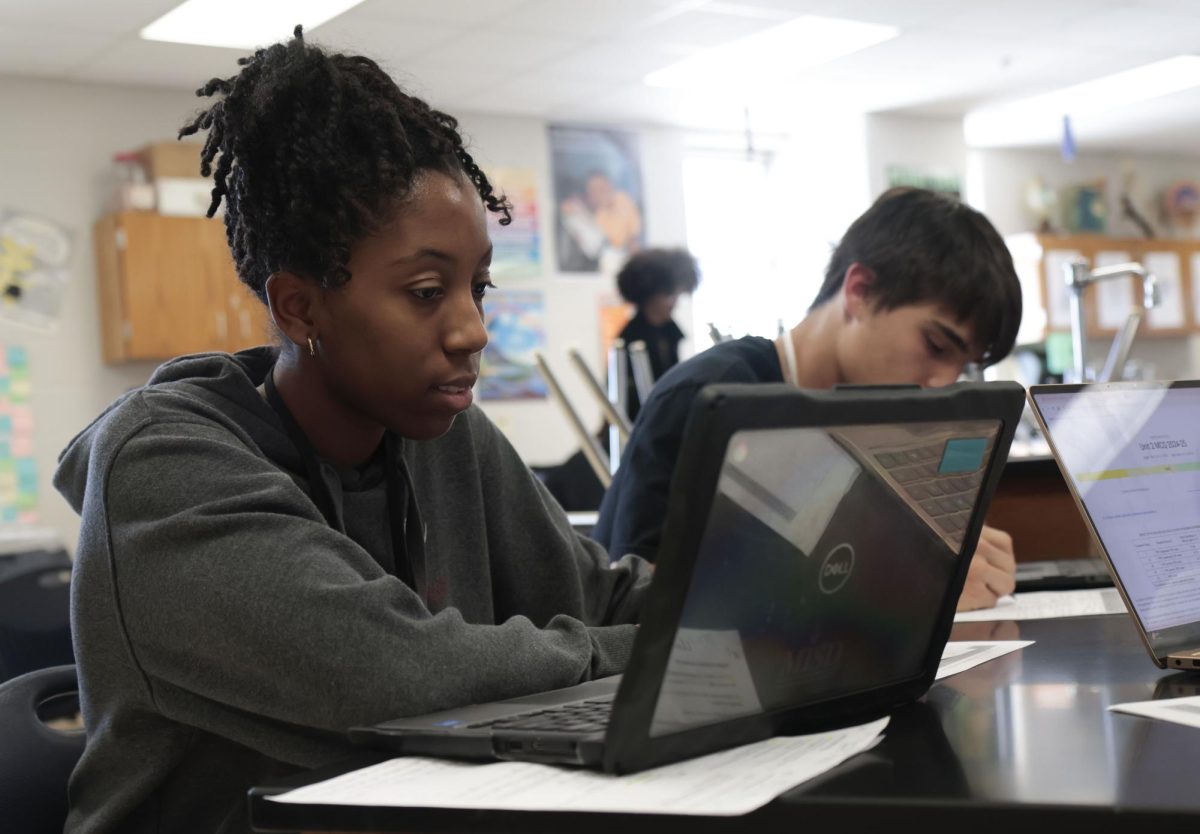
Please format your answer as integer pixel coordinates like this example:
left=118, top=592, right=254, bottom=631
left=780, top=331, right=799, bottom=387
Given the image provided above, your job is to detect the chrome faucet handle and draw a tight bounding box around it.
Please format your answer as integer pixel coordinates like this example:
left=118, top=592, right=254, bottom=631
left=1142, top=272, right=1161, bottom=309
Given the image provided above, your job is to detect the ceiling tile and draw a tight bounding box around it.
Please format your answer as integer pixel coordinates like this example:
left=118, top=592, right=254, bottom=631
left=698, top=0, right=959, bottom=28
left=308, top=15, right=461, bottom=65
left=818, top=30, right=1024, bottom=76
left=350, top=0, right=533, bottom=27
left=406, top=29, right=586, bottom=71
left=632, top=6, right=789, bottom=47
left=557, top=81, right=727, bottom=128
left=453, top=72, right=614, bottom=116
left=0, top=21, right=115, bottom=75
left=542, top=40, right=701, bottom=84
left=492, top=0, right=666, bottom=38
left=0, top=0, right=181, bottom=33
left=68, top=36, right=250, bottom=90
left=935, top=0, right=1138, bottom=37
left=1140, top=0, right=1200, bottom=17
left=1020, top=5, right=1200, bottom=52
left=4, top=0, right=1200, bottom=157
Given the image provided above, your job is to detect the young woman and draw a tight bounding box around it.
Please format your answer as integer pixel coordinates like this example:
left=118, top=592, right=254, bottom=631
left=56, top=28, right=650, bottom=834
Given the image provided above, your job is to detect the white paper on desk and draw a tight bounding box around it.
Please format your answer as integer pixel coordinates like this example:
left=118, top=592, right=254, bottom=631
left=267, top=717, right=888, bottom=816
left=936, top=641, right=1033, bottom=680
left=1110, top=694, right=1200, bottom=728
left=953, top=588, right=1127, bottom=622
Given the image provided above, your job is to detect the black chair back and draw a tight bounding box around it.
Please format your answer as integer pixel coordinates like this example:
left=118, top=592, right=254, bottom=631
left=0, top=548, right=74, bottom=683
left=0, top=664, right=85, bottom=834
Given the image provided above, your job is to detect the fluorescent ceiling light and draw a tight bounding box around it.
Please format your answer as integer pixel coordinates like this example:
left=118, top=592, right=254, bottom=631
left=964, top=55, right=1200, bottom=147
left=141, top=0, right=366, bottom=50
left=645, top=15, right=899, bottom=90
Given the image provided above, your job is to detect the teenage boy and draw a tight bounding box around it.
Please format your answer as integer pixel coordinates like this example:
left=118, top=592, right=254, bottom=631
left=592, top=188, right=1022, bottom=612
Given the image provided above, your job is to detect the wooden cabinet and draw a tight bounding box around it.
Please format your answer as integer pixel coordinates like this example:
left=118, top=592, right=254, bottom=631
left=1008, top=232, right=1199, bottom=344
left=94, top=212, right=271, bottom=363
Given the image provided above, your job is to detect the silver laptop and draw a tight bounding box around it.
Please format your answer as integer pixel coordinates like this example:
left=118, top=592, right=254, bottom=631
left=350, top=381, right=1025, bottom=773
left=1029, top=381, right=1200, bottom=670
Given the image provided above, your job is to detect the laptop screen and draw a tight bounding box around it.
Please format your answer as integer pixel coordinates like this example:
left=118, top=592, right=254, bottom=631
left=648, top=419, right=1000, bottom=737
left=1032, top=383, right=1200, bottom=655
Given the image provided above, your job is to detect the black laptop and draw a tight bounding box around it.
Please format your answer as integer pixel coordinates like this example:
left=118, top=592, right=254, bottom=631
left=351, top=381, right=1025, bottom=774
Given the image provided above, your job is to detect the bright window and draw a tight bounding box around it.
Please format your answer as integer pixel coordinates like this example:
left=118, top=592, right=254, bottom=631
left=683, top=149, right=836, bottom=347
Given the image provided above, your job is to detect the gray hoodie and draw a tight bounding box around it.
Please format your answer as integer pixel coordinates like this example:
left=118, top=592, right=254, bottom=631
left=55, top=348, right=650, bottom=834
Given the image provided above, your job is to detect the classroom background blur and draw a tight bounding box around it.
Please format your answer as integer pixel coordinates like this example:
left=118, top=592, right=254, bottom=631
left=5, top=0, right=1200, bottom=554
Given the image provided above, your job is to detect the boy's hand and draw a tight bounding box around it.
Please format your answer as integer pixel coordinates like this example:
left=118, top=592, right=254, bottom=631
left=956, top=525, right=1016, bottom=612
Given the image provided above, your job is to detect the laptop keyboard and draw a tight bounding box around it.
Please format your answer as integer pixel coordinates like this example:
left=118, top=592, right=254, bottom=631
left=874, top=444, right=985, bottom=536
left=467, top=696, right=614, bottom=734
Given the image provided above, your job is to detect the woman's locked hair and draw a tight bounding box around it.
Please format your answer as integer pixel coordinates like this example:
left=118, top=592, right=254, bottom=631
left=179, top=25, right=510, bottom=301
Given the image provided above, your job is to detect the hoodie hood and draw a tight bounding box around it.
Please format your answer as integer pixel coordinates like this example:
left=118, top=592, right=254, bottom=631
left=55, top=347, right=296, bottom=513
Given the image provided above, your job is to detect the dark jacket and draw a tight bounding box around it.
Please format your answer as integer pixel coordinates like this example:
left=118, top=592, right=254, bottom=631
left=594, top=336, right=782, bottom=561
left=55, top=347, right=650, bottom=834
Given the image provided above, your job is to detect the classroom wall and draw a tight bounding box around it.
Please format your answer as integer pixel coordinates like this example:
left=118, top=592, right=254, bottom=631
left=970, top=145, right=1200, bottom=239
left=0, top=76, right=192, bottom=554
left=11, top=71, right=1200, bottom=553
left=459, top=113, right=692, bottom=468
left=864, top=113, right=968, bottom=202
left=0, top=76, right=692, bottom=553
left=971, top=145, right=1200, bottom=378
left=858, top=113, right=1200, bottom=378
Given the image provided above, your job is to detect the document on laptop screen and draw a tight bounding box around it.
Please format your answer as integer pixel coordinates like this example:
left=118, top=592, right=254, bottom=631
left=1035, top=387, right=1200, bottom=633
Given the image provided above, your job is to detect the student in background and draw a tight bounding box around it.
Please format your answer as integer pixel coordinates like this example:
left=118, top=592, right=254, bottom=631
left=592, top=188, right=1022, bottom=612
left=537, top=248, right=699, bottom=509
left=55, top=28, right=650, bottom=834
left=615, top=247, right=700, bottom=421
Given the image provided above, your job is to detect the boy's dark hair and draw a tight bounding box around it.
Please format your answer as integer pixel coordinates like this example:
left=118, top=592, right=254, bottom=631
left=179, top=25, right=510, bottom=302
left=810, top=187, right=1021, bottom=366
left=616, top=248, right=700, bottom=306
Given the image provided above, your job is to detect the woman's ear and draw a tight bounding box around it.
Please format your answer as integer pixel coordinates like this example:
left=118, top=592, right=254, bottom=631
left=264, top=271, right=320, bottom=351
left=841, top=263, right=876, bottom=321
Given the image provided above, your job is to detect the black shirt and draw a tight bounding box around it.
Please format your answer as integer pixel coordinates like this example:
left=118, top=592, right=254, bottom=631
left=617, top=312, right=685, bottom=421
left=593, top=336, right=783, bottom=561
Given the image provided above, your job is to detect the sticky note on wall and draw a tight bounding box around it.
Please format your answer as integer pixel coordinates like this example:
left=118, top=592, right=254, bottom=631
left=0, top=341, right=36, bottom=522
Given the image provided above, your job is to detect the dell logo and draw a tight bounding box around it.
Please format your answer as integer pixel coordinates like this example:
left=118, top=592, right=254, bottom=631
left=819, top=543, right=855, bottom=594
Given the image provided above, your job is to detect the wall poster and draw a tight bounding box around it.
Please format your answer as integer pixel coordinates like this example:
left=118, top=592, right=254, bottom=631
left=484, top=167, right=543, bottom=282
left=549, top=125, right=644, bottom=274
left=0, top=343, right=37, bottom=524
left=478, top=289, right=548, bottom=401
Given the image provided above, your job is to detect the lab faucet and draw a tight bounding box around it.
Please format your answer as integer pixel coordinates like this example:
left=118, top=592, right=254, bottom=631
left=1064, top=260, right=1160, bottom=383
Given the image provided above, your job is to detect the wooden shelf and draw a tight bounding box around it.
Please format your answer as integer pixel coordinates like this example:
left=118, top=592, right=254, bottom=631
left=1007, top=232, right=1200, bottom=343
left=94, top=212, right=271, bottom=363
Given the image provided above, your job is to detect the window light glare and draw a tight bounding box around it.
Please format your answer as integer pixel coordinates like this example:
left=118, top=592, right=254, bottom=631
left=965, top=56, right=1200, bottom=147
left=645, top=16, right=899, bottom=90
left=140, top=0, right=366, bottom=50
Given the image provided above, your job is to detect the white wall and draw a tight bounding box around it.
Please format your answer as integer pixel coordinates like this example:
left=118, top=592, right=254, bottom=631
left=0, top=76, right=692, bottom=552
left=970, top=145, right=1200, bottom=238
left=864, top=114, right=967, bottom=202
left=0, top=76, right=194, bottom=553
